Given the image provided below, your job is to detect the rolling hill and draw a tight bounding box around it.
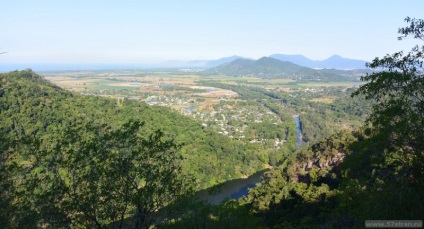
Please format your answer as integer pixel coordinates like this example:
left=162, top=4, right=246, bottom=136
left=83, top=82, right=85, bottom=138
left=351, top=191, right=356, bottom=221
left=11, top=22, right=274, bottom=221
left=0, top=70, right=266, bottom=190
left=202, top=57, right=361, bottom=81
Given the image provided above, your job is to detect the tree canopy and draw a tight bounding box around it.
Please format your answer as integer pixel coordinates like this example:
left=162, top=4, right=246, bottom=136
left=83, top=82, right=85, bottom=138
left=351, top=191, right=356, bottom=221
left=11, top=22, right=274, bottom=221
left=0, top=70, right=267, bottom=228
left=1, top=17, right=423, bottom=229
left=233, top=17, right=424, bottom=228
left=353, top=17, right=423, bottom=169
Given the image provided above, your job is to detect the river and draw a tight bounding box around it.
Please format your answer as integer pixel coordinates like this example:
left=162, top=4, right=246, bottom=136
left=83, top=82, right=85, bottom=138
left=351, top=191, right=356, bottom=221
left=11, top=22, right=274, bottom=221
left=197, top=116, right=304, bottom=204
left=196, top=169, right=268, bottom=205
left=294, top=115, right=305, bottom=149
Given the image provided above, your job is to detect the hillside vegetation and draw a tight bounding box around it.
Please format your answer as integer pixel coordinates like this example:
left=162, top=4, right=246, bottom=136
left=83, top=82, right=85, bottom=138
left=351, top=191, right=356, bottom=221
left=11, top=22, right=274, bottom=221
left=203, top=57, right=361, bottom=81
left=233, top=17, right=424, bottom=228
left=0, top=18, right=423, bottom=229
left=163, top=17, right=424, bottom=228
left=0, top=70, right=281, bottom=228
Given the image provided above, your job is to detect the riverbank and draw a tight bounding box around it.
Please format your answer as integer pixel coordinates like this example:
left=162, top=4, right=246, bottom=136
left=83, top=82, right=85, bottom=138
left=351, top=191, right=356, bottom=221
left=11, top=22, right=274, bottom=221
left=196, top=169, right=269, bottom=205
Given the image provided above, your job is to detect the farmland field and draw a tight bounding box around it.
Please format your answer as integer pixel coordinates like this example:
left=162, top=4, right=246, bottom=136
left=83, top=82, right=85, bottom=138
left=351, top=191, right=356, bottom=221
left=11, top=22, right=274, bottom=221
left=41, top=69, right=368, bottom=147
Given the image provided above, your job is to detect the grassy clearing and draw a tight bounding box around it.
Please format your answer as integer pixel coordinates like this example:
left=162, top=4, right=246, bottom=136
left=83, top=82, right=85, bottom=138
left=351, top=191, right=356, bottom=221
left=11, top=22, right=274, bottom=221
left=44, top=71, right=362, bottom=113
left=298, top=82, right=361, bottom=88
left=310, top=97, right=335, bottom=104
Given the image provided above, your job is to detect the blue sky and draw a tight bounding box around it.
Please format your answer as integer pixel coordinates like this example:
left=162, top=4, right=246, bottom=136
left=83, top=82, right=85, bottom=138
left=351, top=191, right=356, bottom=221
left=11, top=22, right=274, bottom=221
left=1, top=0, right=423, bottom=67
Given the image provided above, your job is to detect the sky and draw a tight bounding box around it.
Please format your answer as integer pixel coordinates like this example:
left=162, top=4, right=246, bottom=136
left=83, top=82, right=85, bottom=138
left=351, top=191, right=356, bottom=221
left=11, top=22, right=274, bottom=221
left=1, top=0, right=423, bottom=69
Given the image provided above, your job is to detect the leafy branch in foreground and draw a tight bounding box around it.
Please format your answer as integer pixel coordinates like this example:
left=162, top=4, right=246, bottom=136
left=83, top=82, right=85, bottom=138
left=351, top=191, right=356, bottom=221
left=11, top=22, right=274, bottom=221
left=353, top=17, right=424, bottom=153
left=398, top=17, right=424, bottom=40
left=348, top=17, right=424, bottom=221
left=5, top=120, right=193, bottom=229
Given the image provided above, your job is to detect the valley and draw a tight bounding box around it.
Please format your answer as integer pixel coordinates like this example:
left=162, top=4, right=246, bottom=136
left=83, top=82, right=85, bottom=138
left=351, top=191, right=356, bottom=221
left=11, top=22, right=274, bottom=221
left=2, top=1, right=423, bottom=227
left=1, top=22, right=420, bottom=227
left=2, top=56, right=421, bottom=227
left=39, top=69, right=371, bottom=206
left=42, top=69, right=367, bottom=151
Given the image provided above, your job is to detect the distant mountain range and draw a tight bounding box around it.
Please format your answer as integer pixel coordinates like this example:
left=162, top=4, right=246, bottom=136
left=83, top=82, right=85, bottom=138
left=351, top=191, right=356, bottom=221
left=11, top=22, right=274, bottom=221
left=160, top=54, right=368, bottom=70
left=202, top=57, right=367, bottom=81
left=269, top=54, right=367, bottom=69
left=159, top=56, right=252, bottom=68
left=0, top=54, right=368, bottom=72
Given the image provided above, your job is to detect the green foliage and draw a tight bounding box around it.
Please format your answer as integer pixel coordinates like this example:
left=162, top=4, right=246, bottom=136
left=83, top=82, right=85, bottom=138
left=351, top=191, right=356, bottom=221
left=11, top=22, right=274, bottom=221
left=238, top=18, right=424, bottom=228
left=160, top=200, right=260, bottom=229
left=349, top=17, right=424, bottom=211
left=240, top=166, right=340, bottom=228
left=353, top=17, right=423, bottom=152
left=4, top=121, right=191, bottom=228
left=342, top=16, right=424, bottom=217
left=230, top=82, right=371, bottom=144
left=2, top=17, right=423, bottom=229
left=0, top=70, right=266, bottom=192
left=0, top=70, right=269, bottom=227
left=199, top=80, right=298, bottom=154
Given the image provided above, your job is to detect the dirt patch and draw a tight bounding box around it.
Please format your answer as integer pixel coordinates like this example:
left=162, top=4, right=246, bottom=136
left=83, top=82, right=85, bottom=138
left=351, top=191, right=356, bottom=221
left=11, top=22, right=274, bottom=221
left=310, top=97, right=335, bottom=104
left=275, top=87, right=293, bottom=93
left=107, top=82, right=144, bottom=87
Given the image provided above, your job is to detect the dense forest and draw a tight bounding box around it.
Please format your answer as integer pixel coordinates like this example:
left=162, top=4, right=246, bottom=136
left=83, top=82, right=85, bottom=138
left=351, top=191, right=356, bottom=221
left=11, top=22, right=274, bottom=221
left=236, top=17, right=424, bottom=228
left=1, top=18, right=423, bottom=228
left=0, top=69, right=288, bottom=227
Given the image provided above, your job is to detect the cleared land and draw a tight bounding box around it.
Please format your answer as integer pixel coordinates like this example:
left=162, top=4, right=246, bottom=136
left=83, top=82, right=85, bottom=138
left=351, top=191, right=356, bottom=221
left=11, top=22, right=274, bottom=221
left=43, top=70, right=361, bottom=113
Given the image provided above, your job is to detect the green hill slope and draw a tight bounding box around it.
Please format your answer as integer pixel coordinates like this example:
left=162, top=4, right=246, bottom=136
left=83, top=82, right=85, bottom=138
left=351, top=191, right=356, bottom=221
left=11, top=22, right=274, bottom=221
left=203, top=57, right=359, bottom=81
left=0, top=70, right=265, bottom=189
left=237, top=127, right=423, bottom=228
left=0, top=69, right=276, bottom=227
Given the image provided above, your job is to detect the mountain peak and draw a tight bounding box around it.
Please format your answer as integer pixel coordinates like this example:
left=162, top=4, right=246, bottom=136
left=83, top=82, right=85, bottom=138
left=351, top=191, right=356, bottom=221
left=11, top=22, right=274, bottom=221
left=257, top=56, right=279, bottom=62
left=203, top=56, right=361, bottom=81
left=270, top=54, right=367, bottom=69
left=327, top=54, right=343, bottom=59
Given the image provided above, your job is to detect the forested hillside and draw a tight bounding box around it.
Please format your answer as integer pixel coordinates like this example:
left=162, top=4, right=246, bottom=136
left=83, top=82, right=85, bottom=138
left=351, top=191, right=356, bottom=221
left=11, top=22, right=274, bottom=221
left=1, top=17, right=423, bottom=229
left=0, top=70, right=279, bottom=228
left=0, top=70, right=274, bottom=188
left=161, top=17, right=424, bottom=228
left=232, top=17, right=424, bottom=228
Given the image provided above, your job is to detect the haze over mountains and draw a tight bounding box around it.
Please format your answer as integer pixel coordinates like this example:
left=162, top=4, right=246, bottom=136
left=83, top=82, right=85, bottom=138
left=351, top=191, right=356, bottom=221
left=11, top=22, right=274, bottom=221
left=0, top=54, right=367, bottom=72
left=269, top=54, right=367, bottom=69
left=202, top=57, right=369, bottom=81
left=160, top=54, right=367, bottom=70
left=160, top=55, right=252, bottom=68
